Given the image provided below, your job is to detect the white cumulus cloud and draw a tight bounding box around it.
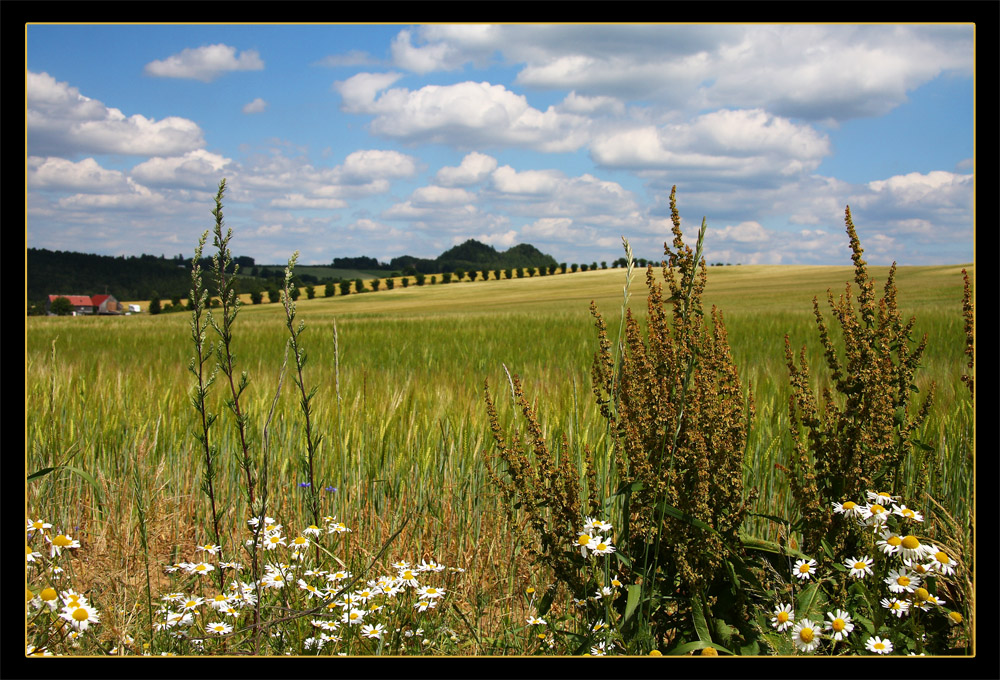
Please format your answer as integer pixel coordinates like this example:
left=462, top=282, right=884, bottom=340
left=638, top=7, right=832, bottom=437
left=435, top=152, right=498, bottom=186
left=144, top=44, right=264, bottom=82
left=242, top=98, right=268, bottom=114
left=27, top=71, right=206, bottom=157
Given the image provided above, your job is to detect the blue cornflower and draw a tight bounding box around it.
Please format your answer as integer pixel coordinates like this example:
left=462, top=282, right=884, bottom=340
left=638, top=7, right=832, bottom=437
left=298, top=482, right=311, bottom=488
left=324, top=486, right=337, bottom=493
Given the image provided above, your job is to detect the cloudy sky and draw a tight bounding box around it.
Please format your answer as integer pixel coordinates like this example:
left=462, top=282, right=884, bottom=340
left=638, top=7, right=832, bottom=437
left=26, top=24, right=975, bottom=266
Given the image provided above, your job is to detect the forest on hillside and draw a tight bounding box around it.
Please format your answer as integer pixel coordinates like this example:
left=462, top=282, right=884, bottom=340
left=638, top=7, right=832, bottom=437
left=26, top=239, right=562, bottom=308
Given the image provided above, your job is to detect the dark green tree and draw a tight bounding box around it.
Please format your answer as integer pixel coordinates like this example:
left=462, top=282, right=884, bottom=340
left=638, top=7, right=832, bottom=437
left=250, top=290, right=263, bottom=305
left=50, top=296, right=74, bottom=316
left=305, top=285, right=315, bottom=299
left=340, top=281, right=351, bottom=296
left=149, top=293, right=162, bottom=315
left=268, top=289, right=280, bottom=303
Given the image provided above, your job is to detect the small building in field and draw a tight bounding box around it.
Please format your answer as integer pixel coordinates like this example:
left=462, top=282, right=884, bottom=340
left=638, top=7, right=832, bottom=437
left=47, top=294, right=123, bottom=316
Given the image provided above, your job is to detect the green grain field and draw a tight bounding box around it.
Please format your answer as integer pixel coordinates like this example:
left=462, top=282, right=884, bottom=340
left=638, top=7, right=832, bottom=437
left=24, top=255, right=975, bottom=656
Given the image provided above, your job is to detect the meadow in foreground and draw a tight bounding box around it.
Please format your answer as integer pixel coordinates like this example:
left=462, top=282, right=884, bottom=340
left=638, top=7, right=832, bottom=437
left=25, top=182, right=974, bottom=657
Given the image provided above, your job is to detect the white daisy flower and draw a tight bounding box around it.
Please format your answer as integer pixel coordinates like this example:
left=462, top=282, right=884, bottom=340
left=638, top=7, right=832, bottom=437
left=885, top=568, right=921, bottom=594
left=866, top=636, right=893, bottom=654
left=825, top=609, right=854, bottom=641
left=832, top=500, right=863, bottom=518
left=925, top=545, right=956, bottom=575
left=771, top=604, right=795, bottom=632
left=891, top=504, right=924, bottom=522
left=791, top=618, right=821, bottom=653
left=898, top=535, right=933, bottom=562
left=845, top=556, right=874, bottom=579
left=876, top=528, right=903, bottom=555
left=793, top=558, right=817, bottom=580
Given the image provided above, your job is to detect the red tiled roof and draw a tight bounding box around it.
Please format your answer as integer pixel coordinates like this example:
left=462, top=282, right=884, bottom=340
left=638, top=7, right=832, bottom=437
left=49, top=295, right=93, bottom=306
left=91, top=294, right=111, bottom=306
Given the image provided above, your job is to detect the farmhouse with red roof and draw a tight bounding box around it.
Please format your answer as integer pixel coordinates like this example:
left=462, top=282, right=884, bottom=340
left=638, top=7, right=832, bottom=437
left=47, top=294, right=123, bottom=316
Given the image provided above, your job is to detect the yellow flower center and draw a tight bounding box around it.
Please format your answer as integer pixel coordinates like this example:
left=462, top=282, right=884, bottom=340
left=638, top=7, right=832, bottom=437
left=798, top=627, right=814, bottom=643
left=41, top=588, right=58, bottom=601
left=649, top=650, right=662, bottom=656
left=777, top=611, right=789, bottom=623
left=901, top=535, right=920, bottom=550
left=874, top=641, right=886, bottom=651
left=832, top=618, right=845, bottom=632
left=949, top=611, right=963, bottom=624
left=32, top=521, right=45, bottom=529
left=526, top=587, right=535, bottom=594
left=887, top=535, right=902, bottom=546
left=701, top=646, right=718, bottom=656
left=914, top=588, right=929, bottom=601
left=53, top=535, right=72, bottom=547
left=596, top=542, right=608, bottom=551
left=402, top=570, right=415, bottom=580
left=903, top=508, right=915, bottom=518
left=842, top=501, right=856, bottom=510
left=293, top=537, right=306, bottom=545
left=214, top=595, right=226, bottom=602
left=799, top=564, right=811, bottom=573
left=854, top=562, right=867, bottom=570
left=195, top=564, right=207, bottom=571
left=27, top=588, right=35, bottom=602
left=935, top=551, right=950, bottom=564
left=577, top=534, right=591, bottom=546
left=870, top=504, right=886, bottom=515
left=897, top=575, right=911, bottom=587
left=72, top=607, right=89, bottom=622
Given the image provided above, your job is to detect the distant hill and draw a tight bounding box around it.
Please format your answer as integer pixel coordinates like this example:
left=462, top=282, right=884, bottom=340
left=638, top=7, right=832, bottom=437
left=334, top=239, right=558, bottom=275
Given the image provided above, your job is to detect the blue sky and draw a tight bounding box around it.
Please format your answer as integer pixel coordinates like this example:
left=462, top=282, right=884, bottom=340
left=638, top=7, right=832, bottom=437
left=26, top=24, right=975, bottom=266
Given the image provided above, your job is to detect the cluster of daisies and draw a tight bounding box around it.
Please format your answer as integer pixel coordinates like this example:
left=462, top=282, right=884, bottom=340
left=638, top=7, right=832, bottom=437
left=27, top=518, right=102, bottom=655
left=574, top=517, right=616, bottom=558
left=153, top=515, right=464, bottom=654
left=771, top=491, right=963, bottom=655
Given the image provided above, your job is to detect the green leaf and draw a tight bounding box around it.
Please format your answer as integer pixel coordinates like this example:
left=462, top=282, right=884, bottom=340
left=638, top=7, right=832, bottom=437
left=26, top=466, right=59, bottom=482
left=623, top=584, right=641, bottom=624
left=536, top=587, right=556, bottom=618
left=794, top=582, right=827, bottom=620
left=691, top=593, right=712, bottom=643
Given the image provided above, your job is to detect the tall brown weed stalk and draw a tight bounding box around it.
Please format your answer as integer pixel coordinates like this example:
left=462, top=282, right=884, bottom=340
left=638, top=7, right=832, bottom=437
left=484, top=372, right=601, bottom=600
left=591, top=186, right=755, bottom=599
left=784, top=206, right=935, bottom=559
